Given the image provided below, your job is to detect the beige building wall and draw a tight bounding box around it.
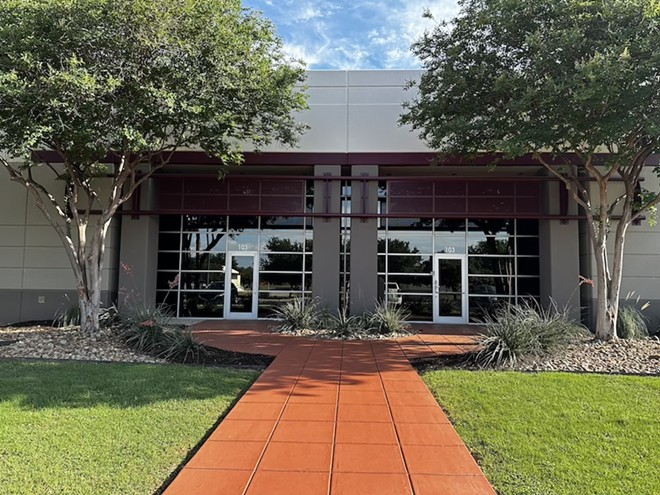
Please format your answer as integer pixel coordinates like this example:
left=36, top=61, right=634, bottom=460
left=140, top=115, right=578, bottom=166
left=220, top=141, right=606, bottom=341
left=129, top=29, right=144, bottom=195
left=578, top=168, right=660, bottom=328
left=0, top=163, right=119, bottom=324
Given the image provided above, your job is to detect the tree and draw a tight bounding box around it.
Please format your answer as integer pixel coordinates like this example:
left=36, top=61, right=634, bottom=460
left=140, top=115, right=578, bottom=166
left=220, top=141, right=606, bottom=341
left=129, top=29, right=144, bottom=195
left=401, top=0, right=660, bottom=340
left=0, top=0, right=307, bottom=333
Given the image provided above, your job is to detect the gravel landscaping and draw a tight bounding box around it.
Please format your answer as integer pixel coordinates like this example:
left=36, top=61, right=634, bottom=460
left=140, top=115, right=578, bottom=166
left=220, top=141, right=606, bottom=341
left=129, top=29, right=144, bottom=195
left=416, top=336, right=660, bottom=376
left=2, top=324, right=658, bottom=375
left=0, top=325, right=164, bottom=363
left=517, top=336, right=660, bottom=375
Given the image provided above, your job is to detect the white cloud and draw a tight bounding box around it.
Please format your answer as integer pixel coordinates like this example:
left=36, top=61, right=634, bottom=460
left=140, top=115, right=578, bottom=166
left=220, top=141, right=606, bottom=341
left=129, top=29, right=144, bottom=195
left=245, top=0, right=460, bottom=69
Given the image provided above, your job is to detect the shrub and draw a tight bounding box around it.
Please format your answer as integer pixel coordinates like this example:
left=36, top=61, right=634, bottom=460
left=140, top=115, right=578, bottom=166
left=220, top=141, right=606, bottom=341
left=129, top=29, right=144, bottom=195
left=271, top=297, right=322, bottom=332
left=117, top=303, right=208, bottom=362
left=474, top=300, right=587, bottom=368
left=617, top=306, right=649, bottom=339
left=366, top=301, right=412, bottom=335
left=117, top=303, right=174, bottom=355
left=324, top=307, right=368, bottom=338
left=158, top=328, right=209, bottom=363
left=54, top=302, right=118, bottom=329
left=53, top=304, right=81, bottom=328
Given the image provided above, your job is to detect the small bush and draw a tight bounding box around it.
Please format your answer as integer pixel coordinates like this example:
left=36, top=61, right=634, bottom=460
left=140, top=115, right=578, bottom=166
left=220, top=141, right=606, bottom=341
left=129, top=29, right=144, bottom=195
left=53, top=305, right=81, bottom=328
left=271, top=297, right=322, bottom=332
left=474, top=300, right=586, bottom=368
left=617, top=306, right=649, bottom=339
left=54, top=303, right=118, bottom=329
left=117, top=303, right=174, bottom=355
left=159, top=328, right=209, bottom=363
left=366, top=301, right=412, bottom=335
left=324, top=307, right=368, bottom=338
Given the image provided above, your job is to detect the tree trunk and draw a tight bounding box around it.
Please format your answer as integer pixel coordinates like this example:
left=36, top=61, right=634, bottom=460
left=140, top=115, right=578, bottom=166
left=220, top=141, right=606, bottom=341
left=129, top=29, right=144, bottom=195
left=77, top=224, right=108, bottom=334
left=592, top=239, right=617, bottom=340
left=79, top=287, right=101, bottom=334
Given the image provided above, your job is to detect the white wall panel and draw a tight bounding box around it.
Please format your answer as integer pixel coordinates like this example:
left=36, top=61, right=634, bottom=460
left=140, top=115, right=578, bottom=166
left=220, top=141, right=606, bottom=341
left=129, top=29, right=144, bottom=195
left=0, top=247, right=24, bottom=268
left=348, top=104, right=426, bottom=152
left=0, top=182, right=27, bottom=225
left=0, top=226, right=26, bottom=247
left=0, top=268, right=24, bottom=289
left=22, top=268, right=76, bottom=289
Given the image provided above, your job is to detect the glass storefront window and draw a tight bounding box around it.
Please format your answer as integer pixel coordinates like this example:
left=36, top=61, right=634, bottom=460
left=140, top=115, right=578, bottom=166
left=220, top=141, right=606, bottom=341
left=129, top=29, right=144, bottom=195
left=387, top=235, right=433, bottom=254
left=434, top=235, right=466, bottom=254
left=467, top=234, right=514, bottom=255
left=260, top=232, right=305, bottom=252
left=468, top=276, right=514, bottom=296
left=157, top=214, right=311, bottom=319
left=180, top=252, right=226, bottom=271
left=182, top=215, right=226, bottom=231
left=387, top=255, right=431, bottom=274
left=181, top=232, right=228, bottom=252
left=468, top=257, right=514, bottom=276
left=226, top=233, right=259, bottom=251
left=259, top=253, right=304, bottom=273
left=376, top=217, right=540, bottom=321
left=387, top=274, right=433, bottom=293
left=400, top=295, right=433, bottom=321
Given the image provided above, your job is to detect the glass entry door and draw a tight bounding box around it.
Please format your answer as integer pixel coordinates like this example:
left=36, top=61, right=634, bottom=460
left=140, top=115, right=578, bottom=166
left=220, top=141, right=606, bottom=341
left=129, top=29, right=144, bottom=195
left=225, top=253, right=258, bottom=319
left=433, top=254, right=468, bottom=324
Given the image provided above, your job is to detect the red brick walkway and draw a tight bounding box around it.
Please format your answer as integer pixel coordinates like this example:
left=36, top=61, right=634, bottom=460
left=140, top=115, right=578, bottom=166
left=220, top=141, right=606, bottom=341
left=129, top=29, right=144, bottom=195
left=163, top=322, right=495, bottom=495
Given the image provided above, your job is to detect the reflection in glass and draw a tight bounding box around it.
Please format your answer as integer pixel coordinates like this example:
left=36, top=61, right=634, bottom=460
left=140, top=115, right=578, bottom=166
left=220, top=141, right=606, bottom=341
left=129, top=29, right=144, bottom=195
left=435, top=219, right=466, bottom=232
left=259, top=272, right=303, bottom=291
left=467, top=234, right=513, bottom=255
left=228, top=216, right=259, bottom=231
left=227, top=233, right=258, bottom=251
left=260, top=232, right=304, bottom=252
left=183, top=215, right=226, bottom=231
left=261, top=216, right=304, bottom=228
left=387, top=274, right=433, bottom=293
left=400, top=295, right=433, bottom=321
left=387, top=235, right=433, bottom=254
left=468, top=276, right=513, bottom=295
left=387, top=218, right=433, bottom=230
left=180, top=272, right=225, bottom=290
left=468, top=257, right=514, bottom=276
left=181, top=252, right=226, bottom=271
left=434, top=235, right=466, bottom=254
left=178, top=291, right=225, bottom=318
left=468, top=219, right=514, bottom=234
left=387, top=255, right=431, bottom=274
left=258, top=292, right=302, bottom=318
left=181, top=231, right=227, bottom=252
left=517, top=277, right=540, bottom=296
left=469, top=296, right=513, bottom=322
left=229, top=255, right=255, bottom=313
left=260, top=253, right=304, bottom=272
left=438, top=294, right=462, bottom=317
left=378, top=255, right=386, bottom=273
left=437, top=258, right=462, bottom=292
left=156, top=271, right=180, bottom=290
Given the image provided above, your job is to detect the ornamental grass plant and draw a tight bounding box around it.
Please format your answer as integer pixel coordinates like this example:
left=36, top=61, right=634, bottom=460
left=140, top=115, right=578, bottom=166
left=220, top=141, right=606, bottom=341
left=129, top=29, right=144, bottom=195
left=474, top=300, right=587, bottom=368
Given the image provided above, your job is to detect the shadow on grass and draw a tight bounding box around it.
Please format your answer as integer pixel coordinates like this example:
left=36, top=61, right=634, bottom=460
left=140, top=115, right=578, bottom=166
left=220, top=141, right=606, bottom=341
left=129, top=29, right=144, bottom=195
left=0, top=360, right=260, bottom=410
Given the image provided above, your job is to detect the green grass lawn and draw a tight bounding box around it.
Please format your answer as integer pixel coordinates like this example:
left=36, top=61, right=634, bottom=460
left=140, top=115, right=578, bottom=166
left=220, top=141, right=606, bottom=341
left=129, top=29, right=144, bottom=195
left=0, top=361, right=258, bottom=495
left=423, top=371, right=660, bottom=495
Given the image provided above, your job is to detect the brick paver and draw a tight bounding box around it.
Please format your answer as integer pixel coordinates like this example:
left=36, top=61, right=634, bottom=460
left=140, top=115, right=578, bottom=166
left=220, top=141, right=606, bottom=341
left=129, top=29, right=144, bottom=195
left=163, top=322, right=494, bottom=495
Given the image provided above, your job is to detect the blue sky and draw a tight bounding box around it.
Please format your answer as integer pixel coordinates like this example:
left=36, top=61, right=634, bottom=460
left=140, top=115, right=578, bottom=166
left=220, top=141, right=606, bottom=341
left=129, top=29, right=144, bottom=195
left=242, top=1, right=460, bottom=69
